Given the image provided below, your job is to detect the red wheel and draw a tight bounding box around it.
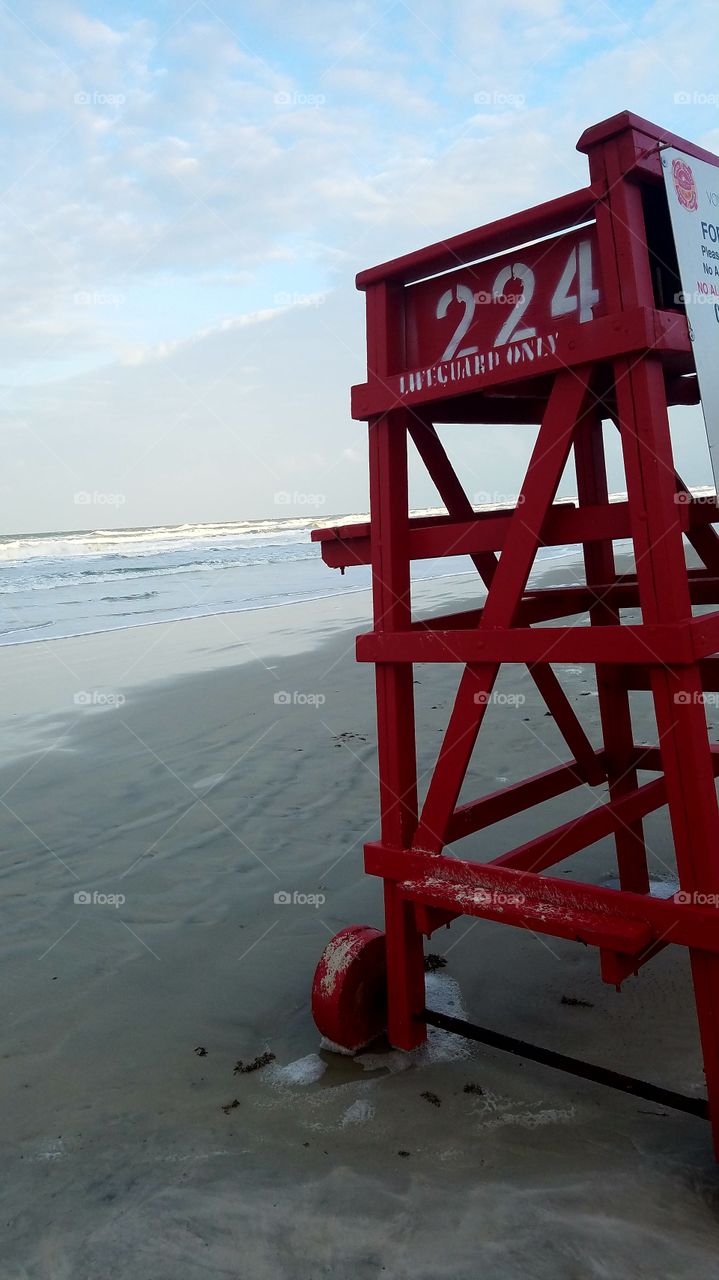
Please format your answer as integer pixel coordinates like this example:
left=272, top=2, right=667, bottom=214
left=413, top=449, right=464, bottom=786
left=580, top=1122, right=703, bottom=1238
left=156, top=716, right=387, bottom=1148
left=312, top=925, right=387, bottom=1052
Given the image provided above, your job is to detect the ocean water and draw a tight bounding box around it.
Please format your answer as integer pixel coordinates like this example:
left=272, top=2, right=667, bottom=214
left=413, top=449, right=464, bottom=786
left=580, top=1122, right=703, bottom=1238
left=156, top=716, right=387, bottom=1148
left=0, top=510, right=581, bottom=647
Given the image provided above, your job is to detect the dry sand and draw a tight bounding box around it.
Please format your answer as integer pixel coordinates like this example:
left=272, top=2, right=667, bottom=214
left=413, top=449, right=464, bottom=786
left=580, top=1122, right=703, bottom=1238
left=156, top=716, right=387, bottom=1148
left=2, top=565, right=719, bottom=1279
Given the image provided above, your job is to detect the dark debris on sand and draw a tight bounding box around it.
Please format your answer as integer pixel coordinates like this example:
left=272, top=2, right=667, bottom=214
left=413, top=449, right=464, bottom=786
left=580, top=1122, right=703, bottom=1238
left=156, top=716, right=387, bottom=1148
left=560, top=995, right=594, bottom=1009
left=463, top=1082, right=484, bottom=1096
left=234, top=1051, right=276, bottom=1074
left=424, top=953, right=447, bottom=973
left=221, top=1099, right=240, bottom=1114
left=420, top=1090, right=441, bottom=1107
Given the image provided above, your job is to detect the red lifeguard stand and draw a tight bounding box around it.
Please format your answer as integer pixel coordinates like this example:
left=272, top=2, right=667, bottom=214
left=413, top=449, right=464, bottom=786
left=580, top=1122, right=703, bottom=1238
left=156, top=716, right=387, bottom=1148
left=311, top=112, right=719, bottom=1154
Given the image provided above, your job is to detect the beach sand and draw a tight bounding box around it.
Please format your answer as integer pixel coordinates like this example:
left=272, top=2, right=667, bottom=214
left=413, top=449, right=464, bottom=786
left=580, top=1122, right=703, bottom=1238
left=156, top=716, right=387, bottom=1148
left=2, top=564, right=719, bottom=1278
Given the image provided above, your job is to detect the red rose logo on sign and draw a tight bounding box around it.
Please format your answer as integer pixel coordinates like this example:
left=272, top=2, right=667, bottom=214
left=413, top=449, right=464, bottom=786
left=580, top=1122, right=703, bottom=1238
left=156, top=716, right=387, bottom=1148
left=672, top=157, right=698, bottom=211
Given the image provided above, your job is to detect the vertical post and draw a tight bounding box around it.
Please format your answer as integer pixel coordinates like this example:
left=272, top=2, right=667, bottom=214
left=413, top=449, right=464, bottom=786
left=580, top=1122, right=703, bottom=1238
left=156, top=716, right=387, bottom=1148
left=589, top=129, right=719, bottom=1154
left=366, top=282, right=426, bottom=1050
left=616, top=359, right=719, bottom=1156
left=574, top=413, right=650, bottom=893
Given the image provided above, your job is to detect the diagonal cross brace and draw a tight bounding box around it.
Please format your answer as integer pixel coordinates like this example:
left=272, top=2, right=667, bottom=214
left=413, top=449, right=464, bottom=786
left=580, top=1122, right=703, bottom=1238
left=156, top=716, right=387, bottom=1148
left=409, top=398, right=603, bottom=785
left=412, top=369, right=596, bottom=853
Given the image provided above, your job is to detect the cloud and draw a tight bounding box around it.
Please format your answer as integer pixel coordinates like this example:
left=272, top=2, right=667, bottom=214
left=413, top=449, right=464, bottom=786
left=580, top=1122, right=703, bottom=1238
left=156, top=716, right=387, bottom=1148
left=0, top=0, right=716, bottom=530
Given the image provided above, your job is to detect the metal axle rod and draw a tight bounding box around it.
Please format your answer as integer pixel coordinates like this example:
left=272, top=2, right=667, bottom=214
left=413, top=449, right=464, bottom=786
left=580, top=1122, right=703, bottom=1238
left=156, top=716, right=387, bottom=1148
left=422, top=1008, right=709, bottom=1120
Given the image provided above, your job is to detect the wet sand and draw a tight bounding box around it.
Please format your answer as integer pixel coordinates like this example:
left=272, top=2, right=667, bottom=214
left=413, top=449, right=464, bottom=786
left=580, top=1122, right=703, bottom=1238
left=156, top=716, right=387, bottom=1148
left=2, top=567, right=719, bottom=1278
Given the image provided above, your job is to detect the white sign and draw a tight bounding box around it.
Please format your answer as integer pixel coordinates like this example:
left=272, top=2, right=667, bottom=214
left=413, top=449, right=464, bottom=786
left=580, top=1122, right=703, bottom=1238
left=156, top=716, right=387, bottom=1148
left=662, top=147, right=719, bottom=483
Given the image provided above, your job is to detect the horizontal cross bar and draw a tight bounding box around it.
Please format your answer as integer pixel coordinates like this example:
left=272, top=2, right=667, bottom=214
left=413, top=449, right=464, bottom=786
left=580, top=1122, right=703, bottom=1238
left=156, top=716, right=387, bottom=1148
left=490, top=772, right=667, bottom=872
left=447, top=759, right=600, bottom=844
left=363, top=843, right=719, bottom=953
left=351, top=309, right=690, bottom=418
left=357, top=620, right=702, bottom=666
left=416, top=374, right=699, bottom=422
left=417, top=575, right=719, bottom=634
left=447, top=743, right=682, bottom=853
left=312, top=499, right=719, bottom=570
left=624, top=658, right=719, bottom=692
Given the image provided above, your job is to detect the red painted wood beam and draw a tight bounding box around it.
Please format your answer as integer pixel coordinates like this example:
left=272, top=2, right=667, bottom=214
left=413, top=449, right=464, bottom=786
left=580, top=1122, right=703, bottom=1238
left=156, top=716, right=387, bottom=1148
left=600, top=938, right=669, bottom=987
left=357, top=620, right=697, bottom=666
left=312, top=498, right=719, bottom=570
left=362, top=843, right=719, bottom=954
left=413, top=370, right=596, bottom=852
left=351, top=309, right=690, bottom=419
left=624, top=660, right=719, bottom=692
left=490, top=773, right=667, bottom=872
left=446, top=758, right=601, bottom=844
left=406, top=419, right=603, bottom=788
left=415, top=577, right=719, bottom=635
left=577, top=111, right=719, bottom=179
left=356, top=186, right=598, bottom=289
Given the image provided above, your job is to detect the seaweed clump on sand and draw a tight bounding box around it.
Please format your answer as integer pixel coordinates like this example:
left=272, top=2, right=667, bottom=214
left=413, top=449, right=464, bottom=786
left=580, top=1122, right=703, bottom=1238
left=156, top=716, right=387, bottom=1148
left=560, top=995, right=594, bottom=1009
left=234, top=1051, right=276, bottom=1075
left=420, top=1090, right=441, bottom=1107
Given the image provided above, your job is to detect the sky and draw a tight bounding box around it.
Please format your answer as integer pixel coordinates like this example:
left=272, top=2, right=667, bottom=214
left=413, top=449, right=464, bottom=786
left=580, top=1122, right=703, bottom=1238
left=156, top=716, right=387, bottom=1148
left=1, top=0, right=718, bottom=533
